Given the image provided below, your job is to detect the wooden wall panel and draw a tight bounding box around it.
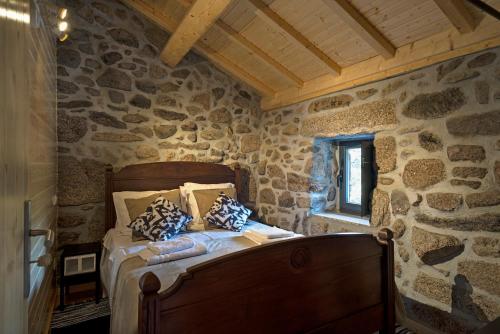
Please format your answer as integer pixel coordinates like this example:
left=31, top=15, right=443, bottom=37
left=27, top=2, right=58, bottom=334
left=0, top=1, right=31, bottom=333
left=0, top=1, right=57, bottom=333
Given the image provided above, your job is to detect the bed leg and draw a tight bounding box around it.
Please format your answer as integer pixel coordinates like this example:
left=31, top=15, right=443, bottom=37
left=378, top=228, right=395, bottom=334
left=139, top=272, right=161, bottom=334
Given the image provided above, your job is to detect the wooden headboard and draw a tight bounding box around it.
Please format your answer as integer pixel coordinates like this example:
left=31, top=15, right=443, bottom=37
left=105, top=162, right=241, bottom=232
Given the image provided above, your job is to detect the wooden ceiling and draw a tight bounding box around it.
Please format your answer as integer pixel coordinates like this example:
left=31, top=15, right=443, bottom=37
left=122, top=0, right=500, bottom=110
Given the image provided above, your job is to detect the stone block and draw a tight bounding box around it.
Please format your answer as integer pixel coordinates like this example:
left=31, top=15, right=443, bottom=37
left=58, top=156, right=106, bottom=206
left=465, top=190, right=500, bottom=208
left=452, top=167, right=487, bottom=179
left=259, top=188, right=276, bottom=205
left=415, top=213, right=500, bottom=232
left=391, top=219, right=406, bottom=239
left=472, top=237, right=500, bottom=258
left=402, top=88, right=465, bottom=119
left=371, top=189, right=390, bottom=227
left=403, top=159, right=446, bottom=189
left=446, top=110, right=500, bottom=136
left=278, top=191, right=295, bottom=208
left=418, top=131, right=442, bottom=152
left=374, top=136, right=397, bottom=173
left=391, top=190, right=410, bottom=215
left=447, top=145, right=485, bottom=162
left=458, top=261, right=500, bottom=296
left=287, top=173, right=310, bottom=192
left=308, top=94, right=353, bottom=113
left=240, top=135, right=260, bottom=153
left=426, top=193, right=463, bottom=211
left=301, top=99, right=396, bottom=137
left=412, top=227, right=464, bottom=265
left=135, top=145, right=159, bottom=160
left=414, top=272, right=451, bottom=305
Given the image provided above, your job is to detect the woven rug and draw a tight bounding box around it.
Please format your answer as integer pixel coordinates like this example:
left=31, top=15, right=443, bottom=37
left=374, top=324, right=414, bottom=334
left=395, top=324, right=414, bottom=333
left=50, top=299, right=110, bottom=334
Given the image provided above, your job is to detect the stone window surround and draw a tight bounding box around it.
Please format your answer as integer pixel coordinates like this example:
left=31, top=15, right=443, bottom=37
left=311, top=134, right=375, bottom=228
left=315, top=211, right=371, bottom=227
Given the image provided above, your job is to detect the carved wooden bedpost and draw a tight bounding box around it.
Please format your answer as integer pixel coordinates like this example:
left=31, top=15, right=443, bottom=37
left=139, top=272, right=161, bottom=334
left=377, top=228, right=395, bottom=334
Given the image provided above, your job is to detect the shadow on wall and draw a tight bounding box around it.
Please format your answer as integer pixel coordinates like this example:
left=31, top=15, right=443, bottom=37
left=452, top=275, right=489, bottom=324
left=403, top=274, right=492, bottom=334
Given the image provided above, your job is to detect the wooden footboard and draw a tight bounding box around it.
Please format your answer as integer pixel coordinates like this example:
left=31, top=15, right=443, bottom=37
left=138, top=229, right=394, bottom=334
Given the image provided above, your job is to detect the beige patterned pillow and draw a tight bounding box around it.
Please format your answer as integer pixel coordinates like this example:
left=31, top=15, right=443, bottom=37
left=125, top=189, right=181, bottom=221
left=191, top=188, right=236, bottom=228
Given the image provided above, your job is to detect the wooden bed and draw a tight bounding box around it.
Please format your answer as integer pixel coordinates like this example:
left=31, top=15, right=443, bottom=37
left=105, top=161, right=395, bottom=334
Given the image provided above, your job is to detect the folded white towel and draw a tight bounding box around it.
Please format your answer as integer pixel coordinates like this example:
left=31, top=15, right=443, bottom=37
left=147, top=236, right=195, bottom=255
left=246, top=225, right=294, bottom=239
left=139, top=242, right=207, bottom=266
left=243, top=230, right=303, bottom=245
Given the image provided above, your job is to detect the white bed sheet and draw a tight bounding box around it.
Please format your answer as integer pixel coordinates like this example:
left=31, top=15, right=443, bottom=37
left=100, top=221, right=263, bottom=306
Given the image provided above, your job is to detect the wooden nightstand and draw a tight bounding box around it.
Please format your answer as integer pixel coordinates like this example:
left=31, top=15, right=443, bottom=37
left=59, top=242, right=102, bottom=310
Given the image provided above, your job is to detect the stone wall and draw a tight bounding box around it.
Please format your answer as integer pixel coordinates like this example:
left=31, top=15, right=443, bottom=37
left=256, top=48, right=500, bottom=332
left=55, top=0, right=500, bottom=331
left=56, top=0, right=261, bottom=247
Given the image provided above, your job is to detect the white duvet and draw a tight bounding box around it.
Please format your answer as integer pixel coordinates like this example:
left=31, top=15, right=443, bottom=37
left=100, top=221, right=269, bottom=334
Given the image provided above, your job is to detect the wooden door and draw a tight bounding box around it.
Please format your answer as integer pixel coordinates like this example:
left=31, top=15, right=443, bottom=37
left=0, top=0, right=31, bottom=332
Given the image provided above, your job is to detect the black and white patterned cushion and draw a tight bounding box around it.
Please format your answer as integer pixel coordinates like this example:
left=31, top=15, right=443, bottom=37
left=128, top=196, right=192, bottom=241
left=204, top=192, right=252, bottom=231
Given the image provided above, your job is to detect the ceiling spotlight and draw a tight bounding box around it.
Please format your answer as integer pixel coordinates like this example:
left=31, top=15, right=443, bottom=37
left=58, top=8, right=67, bottom=20
left=58, top=21, right=68, bottom=32
left=58, top=33, right=68, bottom=42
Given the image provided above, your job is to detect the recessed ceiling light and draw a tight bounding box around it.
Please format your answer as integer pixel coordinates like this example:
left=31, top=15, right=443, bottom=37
left=58, top=8, right=67, bottom=20
left=58, top=21, right=68, bottom=32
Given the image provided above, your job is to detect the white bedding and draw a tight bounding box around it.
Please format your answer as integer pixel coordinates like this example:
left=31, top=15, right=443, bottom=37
left=101, top=220, right=274, bottom=334
left=100, top=220, right=268, bottom=314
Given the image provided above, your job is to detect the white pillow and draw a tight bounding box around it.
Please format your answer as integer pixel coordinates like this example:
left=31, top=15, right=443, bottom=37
left=183, top=183, right=235, bottom=231
left=112, top=190, right=175, bottom=231
left=179, top=186, right=188, bottom=212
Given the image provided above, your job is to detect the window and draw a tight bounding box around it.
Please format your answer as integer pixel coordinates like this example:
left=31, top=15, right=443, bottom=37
left=337, top=136, right=376, bottom=217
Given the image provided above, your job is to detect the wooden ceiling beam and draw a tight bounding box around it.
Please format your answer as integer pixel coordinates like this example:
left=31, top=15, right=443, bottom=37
left=121, top=0, right=275, bottom=96
left=434, top=0, right=477, bottom=33
left=247, top=0, right=342, bottom=75
left=161, top=0, right=233, bottom=67
left=322, top=0, right=395, bottom=59
left=261, top=16, right=500, bottom=110
left=176, top=0, right=303, bottom=87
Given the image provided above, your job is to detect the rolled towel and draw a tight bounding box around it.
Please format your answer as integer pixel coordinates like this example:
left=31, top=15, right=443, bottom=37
left=139, top=242, right=207, bottom=266
left=246, top=225, right=294, bottom=239
left=243, top=230, right=303, bottom=245
left=147, top=236, right=195, bottom=255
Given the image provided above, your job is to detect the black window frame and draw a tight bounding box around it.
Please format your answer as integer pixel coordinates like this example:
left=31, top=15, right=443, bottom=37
left=336, top=136, right=376, bottom=217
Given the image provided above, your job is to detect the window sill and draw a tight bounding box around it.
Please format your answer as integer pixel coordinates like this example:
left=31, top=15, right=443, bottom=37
left=314, top=212, right=371, bottom=227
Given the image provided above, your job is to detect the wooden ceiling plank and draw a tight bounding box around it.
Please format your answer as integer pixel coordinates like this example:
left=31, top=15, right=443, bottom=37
left=161, top=0, right=233, bottom=67
left=214, top=21, right=304, bottom=87
left=175, top=0, right=303, bottom=87
left=247, top=0, right=342, bottom=75
left=322, top=0, right=396, bottom=59
left=196, top=41, right=276, bottom=96
left=122, top=0, right=275, bottom=96
left=433, top=0, right=477, bottom=33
